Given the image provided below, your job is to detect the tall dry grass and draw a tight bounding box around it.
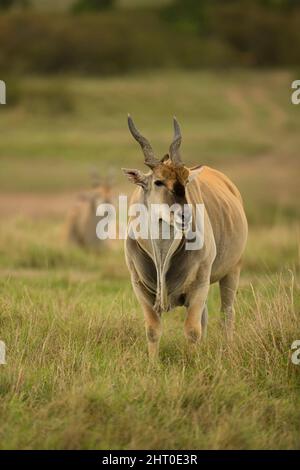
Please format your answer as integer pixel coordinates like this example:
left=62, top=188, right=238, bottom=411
left=0, top=218, right=299, bottom=449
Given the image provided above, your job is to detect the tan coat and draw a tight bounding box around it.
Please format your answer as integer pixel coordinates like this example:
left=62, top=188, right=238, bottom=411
left=126, top=165, right=247, bottom=309
left=125, top=164, right=247, bottom=358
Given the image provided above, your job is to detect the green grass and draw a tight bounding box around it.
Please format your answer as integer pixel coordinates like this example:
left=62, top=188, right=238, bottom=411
left=0, top=70, right=300, bottom=449
left=0, top=220, right=299, bottom=449
left=1, top=70, right=299, bottom=224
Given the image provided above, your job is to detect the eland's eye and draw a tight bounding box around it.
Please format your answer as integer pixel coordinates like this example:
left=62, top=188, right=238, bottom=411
left=154, top=180, right=164, bottom=187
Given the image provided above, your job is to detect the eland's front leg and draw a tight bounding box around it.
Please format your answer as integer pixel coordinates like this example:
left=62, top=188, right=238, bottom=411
left=142, top=302, right=162, bottom=361
left=184, top=284, right=209, bottom=345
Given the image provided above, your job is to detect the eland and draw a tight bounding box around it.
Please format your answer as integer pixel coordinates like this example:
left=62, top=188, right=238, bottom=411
left=123, top=116, right=248, bottom=360
left=66, top=172, right=113, bottom=249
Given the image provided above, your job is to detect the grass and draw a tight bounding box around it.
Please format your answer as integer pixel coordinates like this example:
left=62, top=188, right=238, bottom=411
left=0, top=224, right=299, bottom=449
left=0, top=70, right=300, bottom=449
left=1, top=70, right=299, bottom=224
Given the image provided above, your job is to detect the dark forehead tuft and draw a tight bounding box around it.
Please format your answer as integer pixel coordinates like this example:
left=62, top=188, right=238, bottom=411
left=153, top=162, right=189, bottom=184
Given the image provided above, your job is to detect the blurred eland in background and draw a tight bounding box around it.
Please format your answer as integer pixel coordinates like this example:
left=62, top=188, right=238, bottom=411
left=65, top=169, right=114, bottom=249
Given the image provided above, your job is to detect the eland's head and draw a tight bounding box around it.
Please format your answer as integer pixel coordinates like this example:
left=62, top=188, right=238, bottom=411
left=123, top=115, right=189, bottom=214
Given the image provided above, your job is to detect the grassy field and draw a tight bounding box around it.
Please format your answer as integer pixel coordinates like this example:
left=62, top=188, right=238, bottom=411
left=0, top=70, right=299, bottom=449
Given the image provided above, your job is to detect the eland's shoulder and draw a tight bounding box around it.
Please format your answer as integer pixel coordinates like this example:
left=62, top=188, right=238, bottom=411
left=194, top=165, right=243, bottom=203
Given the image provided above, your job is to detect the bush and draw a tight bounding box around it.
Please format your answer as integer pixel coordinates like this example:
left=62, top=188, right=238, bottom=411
left=0, top=0, right=14, bottom=9
left=72, top=0, right=115, bottom=13
left=163, top=0, right=300, bottom=67
left=211, top=2, right=300, bottom=66
left=0, top=12, right=212, bottom=75
left=0, top=6, right=299, bottom=75
left=0, top=0, right=29, bottom=10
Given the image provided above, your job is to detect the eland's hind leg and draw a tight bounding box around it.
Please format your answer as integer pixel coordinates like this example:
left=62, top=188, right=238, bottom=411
left=201, top=304, right=208, bottom=340
left=219, top=263, right=241, bottom=340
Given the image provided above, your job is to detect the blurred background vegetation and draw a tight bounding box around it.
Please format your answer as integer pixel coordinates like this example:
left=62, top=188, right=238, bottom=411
left=0, top=0, right=299, bottom=225
left=0, top=0, right=300, bottom=226
left=0, top=0, right=300, bottom=75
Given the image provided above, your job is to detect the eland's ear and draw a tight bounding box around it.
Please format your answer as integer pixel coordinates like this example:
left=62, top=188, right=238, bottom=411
left=122, top=168, right=148, bottom=189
